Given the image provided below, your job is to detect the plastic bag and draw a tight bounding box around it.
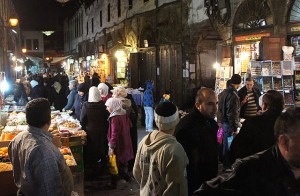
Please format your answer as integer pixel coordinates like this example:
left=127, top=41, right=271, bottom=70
left=217, top=127, right=223, bottom=144
left=108, top=154, right=118, bottom=175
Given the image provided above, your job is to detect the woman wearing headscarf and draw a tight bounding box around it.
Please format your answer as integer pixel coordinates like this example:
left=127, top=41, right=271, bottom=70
left=105, top=97, right=133, bottom=188
left=80, top=86, right=109, bottom=180
left=49, top=81, right=68, bottom=111
left=112, top=86, right=138, bottom=171
left=97, top=83, right=112, bottom=103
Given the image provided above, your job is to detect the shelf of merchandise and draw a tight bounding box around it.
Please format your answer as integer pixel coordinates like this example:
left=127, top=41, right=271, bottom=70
left=250, top=60, right=295, bottom=106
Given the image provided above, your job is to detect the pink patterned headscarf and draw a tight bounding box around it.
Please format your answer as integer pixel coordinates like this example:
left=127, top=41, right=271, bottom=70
left=105, top=97, right=126, bottom=117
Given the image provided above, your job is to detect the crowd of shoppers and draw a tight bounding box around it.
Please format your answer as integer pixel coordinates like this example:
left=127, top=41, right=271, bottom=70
left=8, top=72, right=300, bottom=195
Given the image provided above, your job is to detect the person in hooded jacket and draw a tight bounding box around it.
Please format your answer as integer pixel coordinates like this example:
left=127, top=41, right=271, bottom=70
left=80, top=86, right=109, bottom=180
left=143, top=80, right=154, bottom=132
left=134, top=102, right=188, bottom=196
left=105, top=97, right=133, bottom=188
left=30, top=77, right=47, bottom=100
left=71, top=83, right=88, bottom=120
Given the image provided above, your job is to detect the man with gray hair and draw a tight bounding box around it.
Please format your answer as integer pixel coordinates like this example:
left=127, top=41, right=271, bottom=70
left=194, top=107, right=300, bottom=195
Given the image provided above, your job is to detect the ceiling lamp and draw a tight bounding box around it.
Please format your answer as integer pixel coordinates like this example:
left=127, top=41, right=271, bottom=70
left=42, top=31, right=55, bottom=36
left=56, top=0, right=70, bottom=3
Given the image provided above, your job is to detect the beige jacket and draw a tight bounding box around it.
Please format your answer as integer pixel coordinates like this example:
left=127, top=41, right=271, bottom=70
left=133, top=130, right=189, bottom=196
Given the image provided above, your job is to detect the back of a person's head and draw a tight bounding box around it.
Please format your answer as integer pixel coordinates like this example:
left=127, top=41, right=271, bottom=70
left=155, top=102, right=179, bottom=131
left=26, top=98, right=51, bottom=128
left=263, top=90, right=284, bottom=112
left=274, top=107, right=300, bottom=140
left=88, top=86, right=101, bottom=102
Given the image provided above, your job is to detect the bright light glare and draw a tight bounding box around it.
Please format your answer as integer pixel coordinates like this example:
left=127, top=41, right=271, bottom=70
left=213, top=62, right=220, bottom=69
left=0, top=77, right=9, bottom=92
left=15, top=66, right=22, bottom=72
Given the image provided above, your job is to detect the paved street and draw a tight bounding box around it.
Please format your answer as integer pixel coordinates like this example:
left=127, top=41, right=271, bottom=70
left=74, top=118, right=148, bottom=196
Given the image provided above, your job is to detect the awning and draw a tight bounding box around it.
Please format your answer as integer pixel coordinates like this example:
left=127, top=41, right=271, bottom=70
left=51, top=55, right=72, bottom=64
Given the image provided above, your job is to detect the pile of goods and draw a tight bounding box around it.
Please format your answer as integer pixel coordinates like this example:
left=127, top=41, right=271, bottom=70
left=59, top=147, right=77, bottom=167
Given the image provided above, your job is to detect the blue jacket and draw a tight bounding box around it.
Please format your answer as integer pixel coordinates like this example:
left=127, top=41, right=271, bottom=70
left=143, top=81, right=154, bottom=107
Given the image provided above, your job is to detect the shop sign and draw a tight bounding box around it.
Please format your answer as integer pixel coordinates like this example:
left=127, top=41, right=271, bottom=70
left=234, top=33, right=271, bottom=42
left=291, top=26, right=300, bottom=32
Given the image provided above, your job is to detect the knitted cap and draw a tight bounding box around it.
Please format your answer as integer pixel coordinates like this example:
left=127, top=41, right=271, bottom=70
left=230, top=74, right=241, bottom=85
left=154, top=102, right=179, bottom=131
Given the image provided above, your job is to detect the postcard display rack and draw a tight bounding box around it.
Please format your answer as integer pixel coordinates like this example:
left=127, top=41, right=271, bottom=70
left=250, top=60, right=295, bottom=106
left=215, top=66, right=233, bottom=95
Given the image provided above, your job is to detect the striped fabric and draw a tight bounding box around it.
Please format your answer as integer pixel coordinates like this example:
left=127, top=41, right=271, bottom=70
left=244, top=91, right=257, bottom=117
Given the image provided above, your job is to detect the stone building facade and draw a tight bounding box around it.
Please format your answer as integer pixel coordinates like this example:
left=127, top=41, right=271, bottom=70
left=64, top=0, right=300, bottom=107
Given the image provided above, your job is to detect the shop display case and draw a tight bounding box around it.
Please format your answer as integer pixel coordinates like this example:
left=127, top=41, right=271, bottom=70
left=250, top=60, right=295, bottom=106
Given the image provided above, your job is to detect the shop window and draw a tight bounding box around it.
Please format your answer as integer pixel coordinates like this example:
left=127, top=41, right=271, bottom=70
left=92, top=18, right=94, bottom=33
left=33, top=39, right=39, bottom=50
left=118, top=0, right=121, bottom=17
left=107, top=4, right=111, bottom=22
left=26, top=39, right=32, bottom=50
left=86, top=22, right=88, bottom=35
left=128, top=0, right=132, bottom=9
left=233, top=0, right=272, bottom=33
left=290, top=0, right=300, bottom=22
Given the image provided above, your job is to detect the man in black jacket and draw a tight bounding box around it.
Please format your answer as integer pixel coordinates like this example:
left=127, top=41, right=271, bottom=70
left=194, top=107, right=300, bottom=196
left=219, top=74, right=241, bottom=170
left=238, top=77, right=261, bottom=119
left=175, top=88, right=218, bottom=195
left=229, top=90, right=284, bottom=164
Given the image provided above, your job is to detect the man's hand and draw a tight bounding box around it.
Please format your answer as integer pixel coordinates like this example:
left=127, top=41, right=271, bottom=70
left=242, top=95, right=249, bottom=105
left=232, top=131, right=238, bottom=137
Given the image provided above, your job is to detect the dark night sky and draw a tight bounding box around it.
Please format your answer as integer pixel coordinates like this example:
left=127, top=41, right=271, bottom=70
left=12, top=0, right=81, bottom=30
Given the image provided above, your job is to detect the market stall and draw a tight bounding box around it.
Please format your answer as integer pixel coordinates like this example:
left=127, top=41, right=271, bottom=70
left=0, top=107, right=86, bottom=195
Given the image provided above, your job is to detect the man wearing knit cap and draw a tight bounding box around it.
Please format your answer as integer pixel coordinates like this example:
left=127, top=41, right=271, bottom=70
left=219, top=73, right=241, bottom=171
left=176, top=88, right=219, bottom=195
left=133, top=102, right=188, bottom=196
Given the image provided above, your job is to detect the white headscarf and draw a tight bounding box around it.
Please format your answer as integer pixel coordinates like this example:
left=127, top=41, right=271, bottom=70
left=105, top=97, right=126, bottom=118
left=98, top=83, right=109, bottom=97
left=88, top=86, right=101, bottom=102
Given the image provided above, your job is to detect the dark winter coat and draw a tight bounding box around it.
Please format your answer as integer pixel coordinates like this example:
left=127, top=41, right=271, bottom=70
left=194, top=146, right=300, bottom=196
left=30, top=84, right=48, bottom=100
left=49, top=87, right=68, bottom=111
left=237, top=86, right=261, bottom=118
left=71, top=94, right=86, bottom=120
left=175, top=107, right=219, bottom=196
left=229, top=109, right=281, bottom=164
left=220, top=85, right=240, bottom=132
left=80, top=101, right=109, bottom=165
left=14, top=83, right=28, bottom=106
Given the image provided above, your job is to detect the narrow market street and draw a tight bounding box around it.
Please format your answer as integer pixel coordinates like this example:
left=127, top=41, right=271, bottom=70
left=73, top=119, right=147, bottom=196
